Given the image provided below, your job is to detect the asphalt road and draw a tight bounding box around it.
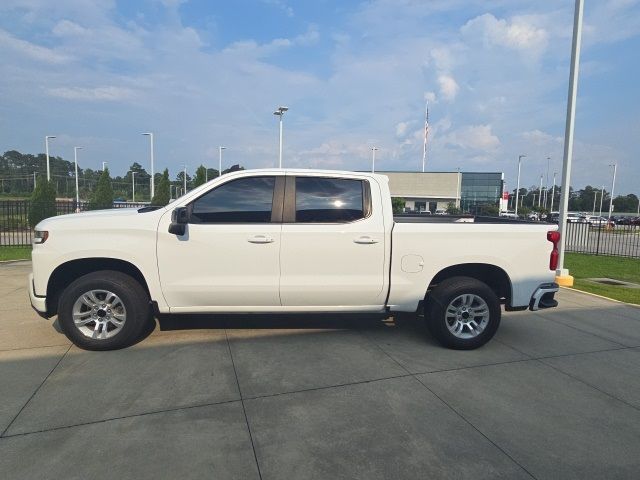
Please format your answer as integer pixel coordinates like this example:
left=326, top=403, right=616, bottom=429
left=1, top=261, right=640, bottom=479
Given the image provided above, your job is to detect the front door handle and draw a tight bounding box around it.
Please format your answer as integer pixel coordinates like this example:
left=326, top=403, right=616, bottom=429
left=248, top=235, right=274, bottom=244
left=354, top=236, right=379, bottom=244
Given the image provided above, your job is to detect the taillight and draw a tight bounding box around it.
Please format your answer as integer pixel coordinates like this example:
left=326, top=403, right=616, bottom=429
left=547, top=230, right=560, bottom=270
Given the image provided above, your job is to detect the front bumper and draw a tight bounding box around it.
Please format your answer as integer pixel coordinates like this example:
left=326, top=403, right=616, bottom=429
left=529, top=282, right=559, bottom=311
left=28, top=273, right=49, bottom=317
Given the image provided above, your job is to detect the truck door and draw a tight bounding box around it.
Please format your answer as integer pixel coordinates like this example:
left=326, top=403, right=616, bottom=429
left=156, top=174, right=283, bottom=310
left=279, top=175, right=387, bottom=310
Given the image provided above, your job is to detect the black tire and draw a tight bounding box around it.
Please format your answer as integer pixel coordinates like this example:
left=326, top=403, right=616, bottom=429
left=424, top=276, right=501, bottom=350
left=57, top=270, right=151, bottom=351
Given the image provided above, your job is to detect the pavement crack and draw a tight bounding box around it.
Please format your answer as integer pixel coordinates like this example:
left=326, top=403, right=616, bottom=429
left=1, top=344, right=72, bottom=438
left=224, top=327, right=263, bottom=480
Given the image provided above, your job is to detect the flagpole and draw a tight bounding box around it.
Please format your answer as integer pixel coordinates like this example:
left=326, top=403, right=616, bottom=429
left=422, top=102, right=429, bottom=172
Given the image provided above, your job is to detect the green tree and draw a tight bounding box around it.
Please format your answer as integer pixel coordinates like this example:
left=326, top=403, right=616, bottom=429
left=152, top=169, right=170, bottom=206
left=391, top=197, right=405, bottom=214
left=446, top=202, right=460, bottom=214
left=193, top=165, right=207, bottom=188
left=89, top=168, right=114, bottom=210
left=28, top=176, right=57, bottom=227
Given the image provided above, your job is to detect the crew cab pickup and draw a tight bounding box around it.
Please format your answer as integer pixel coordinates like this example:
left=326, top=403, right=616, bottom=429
left=29, top=169, right=559, bottom=351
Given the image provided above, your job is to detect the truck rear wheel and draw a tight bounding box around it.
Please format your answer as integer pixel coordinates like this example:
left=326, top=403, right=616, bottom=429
left=424, top=276, right=501, bottom=350
left=57, top=270, right=152, bottom=351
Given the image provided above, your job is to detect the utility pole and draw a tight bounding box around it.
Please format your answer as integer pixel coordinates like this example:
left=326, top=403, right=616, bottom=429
left=556, top=0, right=584, bottom=287
left=592, top=190, right=598, bottom=216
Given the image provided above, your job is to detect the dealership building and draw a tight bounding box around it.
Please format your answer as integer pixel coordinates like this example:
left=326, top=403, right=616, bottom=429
left=377, top=171, right=505, bottom=214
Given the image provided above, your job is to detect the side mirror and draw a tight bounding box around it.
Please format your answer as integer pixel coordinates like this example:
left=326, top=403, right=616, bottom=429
left=169, top=207, right=188, bottom=236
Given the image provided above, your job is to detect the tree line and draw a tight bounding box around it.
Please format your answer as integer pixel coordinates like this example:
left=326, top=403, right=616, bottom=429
left=0, top=150, right=244, bottom=201
left=508, top=184, right=639, bottom=215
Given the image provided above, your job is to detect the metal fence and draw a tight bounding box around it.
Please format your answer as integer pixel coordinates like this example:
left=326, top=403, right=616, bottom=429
left=0, top=200, right=149, bottom=246
left=565, top=222, right=640, bottom=258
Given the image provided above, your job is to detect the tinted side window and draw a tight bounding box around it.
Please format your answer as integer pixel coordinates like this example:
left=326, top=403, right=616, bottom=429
left=295, top=177, right=364, bottom=223
left=191, top=176, right=275, bottom=223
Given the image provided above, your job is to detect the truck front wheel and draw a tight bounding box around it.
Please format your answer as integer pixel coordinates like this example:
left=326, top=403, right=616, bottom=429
left=57, top=270, right=152, bottom=351
left=424, top=276, right=501, bottom=350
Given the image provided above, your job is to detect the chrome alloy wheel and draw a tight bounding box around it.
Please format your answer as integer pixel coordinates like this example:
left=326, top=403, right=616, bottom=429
left=71, top=290, right=127, bottom=340
left=444, top=294, right=490, bottom=339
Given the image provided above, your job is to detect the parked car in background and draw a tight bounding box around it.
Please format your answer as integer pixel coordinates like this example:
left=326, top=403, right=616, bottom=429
left=586, top=215, right=609, bottom=227
left=566, top=212, right=587, bottom=223
left=30, top=169, right=560, bottom=352
left=434, top=209, right=447, bottom=215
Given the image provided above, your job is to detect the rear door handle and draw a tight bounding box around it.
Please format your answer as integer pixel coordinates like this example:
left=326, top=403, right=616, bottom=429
left=248, top=235, right=274, bottom=244
left=354, top=236, right=379, bottom=244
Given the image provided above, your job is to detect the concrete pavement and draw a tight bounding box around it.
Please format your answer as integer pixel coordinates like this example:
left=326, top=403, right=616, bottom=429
left=1, top=261, right=640, bottom=479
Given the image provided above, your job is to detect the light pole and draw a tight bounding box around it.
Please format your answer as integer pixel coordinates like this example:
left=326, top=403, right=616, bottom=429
left=550, top=172, right=557, bottom=212
left=556, top=0, right=584, bottom=287
left=599, top=185, right=605, bottom=217
left=456, top=167, right=461, bottom=208
left=142, top=133, right=155, bottom=198
left=371, top=147, right=378, bottom=173
left=515, top=154, right=526, bottom=218
left=183, top=165, right=187, bottom=193
left=608, top=163, right=617, bottom=220
left=45, top=135, right=56, bottom=181
left=592, top=190, right=598, bottom=216
left=130, top=171, right=136, bottom=202
left=273, top=106, right=288, bottom=168
left=219, top=146, right=226, bottom=177
left=538, top=175, right=543, bottom=208
left=73, top=147, right=82, bottom=207
left=545, top=157, right=551, bottom=208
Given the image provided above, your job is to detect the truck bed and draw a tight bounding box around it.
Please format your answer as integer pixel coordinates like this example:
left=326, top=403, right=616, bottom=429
left=393, top=214, right=545, bottom=224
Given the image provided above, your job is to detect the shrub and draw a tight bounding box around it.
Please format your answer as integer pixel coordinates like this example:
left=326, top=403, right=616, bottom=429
left=151, top=169, right=171, bottom=206
left=28, top=176, right=57, bottom=228
left=89, top=168, right=114, bottom=210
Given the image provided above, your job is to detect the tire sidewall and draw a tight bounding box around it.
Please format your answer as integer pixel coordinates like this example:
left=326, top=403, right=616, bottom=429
left=58, top=271, right=149, bottom=351
left=426, top=277, right=501, bottom=350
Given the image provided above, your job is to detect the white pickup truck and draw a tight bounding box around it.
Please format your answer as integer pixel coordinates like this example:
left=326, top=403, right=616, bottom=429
left=29, top=169, right=560, bottom=351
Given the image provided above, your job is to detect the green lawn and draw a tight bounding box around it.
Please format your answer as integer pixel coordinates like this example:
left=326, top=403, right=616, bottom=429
left=565, top=253, right=640, bottom=305
left=0, top=246, right=32, bottom=261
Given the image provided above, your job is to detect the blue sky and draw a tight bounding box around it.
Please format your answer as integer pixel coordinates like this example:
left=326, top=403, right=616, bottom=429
left=1, top=0, right=639, bottom=196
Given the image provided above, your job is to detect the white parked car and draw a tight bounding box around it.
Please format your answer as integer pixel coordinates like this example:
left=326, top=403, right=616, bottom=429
left=30, top=169, right=560, bottom=351
left=566, top=212, right=587, bottom=223
left=434, top=209, right=447, bottom=215
left=586, top=215, right=609, bottom=227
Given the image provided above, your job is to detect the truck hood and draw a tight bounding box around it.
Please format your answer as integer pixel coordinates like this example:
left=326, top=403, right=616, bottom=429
left=35, top=207, right=164, bottom=231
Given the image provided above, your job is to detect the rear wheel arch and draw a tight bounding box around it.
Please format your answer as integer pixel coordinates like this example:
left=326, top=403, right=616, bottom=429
left=426, top=263, right=512, bottom=306
left=46, top=258, right=150, bottom=316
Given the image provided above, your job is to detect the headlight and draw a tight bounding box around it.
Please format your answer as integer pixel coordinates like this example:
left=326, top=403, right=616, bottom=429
left=33, top=230, right=49, bottom=244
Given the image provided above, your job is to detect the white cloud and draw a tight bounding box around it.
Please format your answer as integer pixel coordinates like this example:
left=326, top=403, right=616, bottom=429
left=462, top=13, right=548, bottom=55
left=437, top=74, right=459, bottom=101
left=444, top=124, right=500, bottom=151
left=0, top=28, right=72, bottom=64
left=396, top=122, right=409, bottom=137
left=424, top=91, right=437, bottom=103
left=46, top=86, right=135, bottom=101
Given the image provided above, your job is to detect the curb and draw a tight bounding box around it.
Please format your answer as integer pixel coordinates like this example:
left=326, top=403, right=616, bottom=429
left=560, top=285, right=640, bottom=309
left=0, top=259, right=31, bottom=265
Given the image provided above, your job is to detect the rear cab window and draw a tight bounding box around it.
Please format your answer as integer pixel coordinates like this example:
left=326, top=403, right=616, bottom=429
left=292, top=176, right=371, bottom=223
